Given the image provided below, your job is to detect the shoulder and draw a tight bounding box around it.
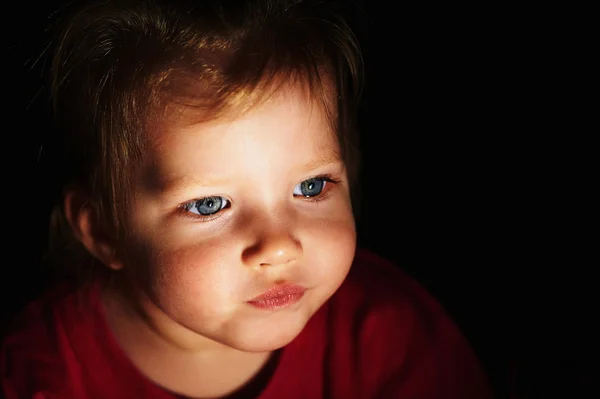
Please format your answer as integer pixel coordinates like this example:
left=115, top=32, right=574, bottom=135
left=332, top=247, right=446, bottom=338
left=0, top=282, right=93, bottom=398
left=330, top=247, right=451, bottom=358
left=325, top=247, right=493, bottom=399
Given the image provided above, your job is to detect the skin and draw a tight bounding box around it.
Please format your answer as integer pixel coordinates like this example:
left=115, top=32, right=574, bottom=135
left=97, top=81, right=357, bottom=397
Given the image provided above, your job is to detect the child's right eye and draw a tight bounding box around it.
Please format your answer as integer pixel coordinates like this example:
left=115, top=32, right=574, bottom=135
left=181, top=196, right=230, bottom=218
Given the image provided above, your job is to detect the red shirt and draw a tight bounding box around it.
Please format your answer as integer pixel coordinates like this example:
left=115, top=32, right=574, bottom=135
left=1, top=249, right=492, bottom=398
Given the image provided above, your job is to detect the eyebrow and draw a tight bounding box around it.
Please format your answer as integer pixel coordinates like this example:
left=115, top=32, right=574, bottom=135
left=147, top=153, right=344, bottom=195
left=141, top=163, right=221, bottom=195
left=151, top=174, right=226, bottom=195
left=301, top=153, right=343, bottom=173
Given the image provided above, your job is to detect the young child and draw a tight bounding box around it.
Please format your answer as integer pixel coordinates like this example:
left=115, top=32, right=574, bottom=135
left=1, top=0, right=493, bottom=398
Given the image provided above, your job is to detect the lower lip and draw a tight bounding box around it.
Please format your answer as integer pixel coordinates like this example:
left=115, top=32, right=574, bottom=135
left=247, top=291, right=305, bottom=310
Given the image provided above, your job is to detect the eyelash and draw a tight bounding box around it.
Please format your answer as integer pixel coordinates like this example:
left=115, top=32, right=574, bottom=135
left=294, top=174, right=340, bottom=202
left=177, top=198, right=231, bottom=222
left=177, top=174, right=341, bottom=221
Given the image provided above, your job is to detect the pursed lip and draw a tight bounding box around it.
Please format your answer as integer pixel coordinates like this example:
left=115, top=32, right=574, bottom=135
left=247, top=283, right=306, bottom=309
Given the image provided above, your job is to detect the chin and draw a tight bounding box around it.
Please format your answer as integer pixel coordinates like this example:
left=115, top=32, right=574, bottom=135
left=236, top=336, right=298, bottom=353
left=228, top=322, right=307, bottom=353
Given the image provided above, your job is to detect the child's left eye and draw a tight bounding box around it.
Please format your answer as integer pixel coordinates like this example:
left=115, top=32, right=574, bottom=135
left=293, top=177, right=333, bottom=198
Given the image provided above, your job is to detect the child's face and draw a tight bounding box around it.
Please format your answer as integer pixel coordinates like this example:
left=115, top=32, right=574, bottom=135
left=118, top=82, right=356, bottom=352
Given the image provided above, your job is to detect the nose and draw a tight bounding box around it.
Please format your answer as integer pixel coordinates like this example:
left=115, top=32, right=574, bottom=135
left=242, top=221, right=303, bottom=268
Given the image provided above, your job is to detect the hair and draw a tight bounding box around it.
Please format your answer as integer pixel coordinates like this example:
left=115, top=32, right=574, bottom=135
left=44, top=0, right=364, bottom=279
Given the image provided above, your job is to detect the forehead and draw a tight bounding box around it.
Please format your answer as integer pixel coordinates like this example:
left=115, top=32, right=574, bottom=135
left=153, top=72, right=338, bottom=137
left=141, top=82, right=341, bottom=192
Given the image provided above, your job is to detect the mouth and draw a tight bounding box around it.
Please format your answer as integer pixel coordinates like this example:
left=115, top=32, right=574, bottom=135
left=247, top=283, right=306, bottom=310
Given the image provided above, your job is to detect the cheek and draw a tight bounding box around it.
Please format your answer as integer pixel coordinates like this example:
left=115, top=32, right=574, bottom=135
left=303, top=206, right=357, bottom=280
left=140, top=240, right=244, bottom=310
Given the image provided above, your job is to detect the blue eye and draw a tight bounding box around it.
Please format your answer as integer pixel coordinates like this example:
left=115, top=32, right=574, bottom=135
left=293, top=178, right=327, bottom=198
left=183, top=196, right=229, bottom=216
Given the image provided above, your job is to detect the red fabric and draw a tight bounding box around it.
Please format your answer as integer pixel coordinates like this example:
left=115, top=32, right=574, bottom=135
left=1, top=249, right=493, bottom=398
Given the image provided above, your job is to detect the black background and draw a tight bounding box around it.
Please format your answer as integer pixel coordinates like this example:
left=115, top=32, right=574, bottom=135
left=1, top=1, right=595, bottom=398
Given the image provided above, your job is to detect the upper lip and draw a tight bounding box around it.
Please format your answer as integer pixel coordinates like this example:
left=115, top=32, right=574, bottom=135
left=248, top=283, right=306, bottom=302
